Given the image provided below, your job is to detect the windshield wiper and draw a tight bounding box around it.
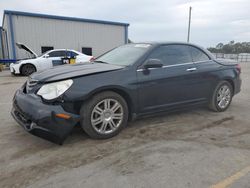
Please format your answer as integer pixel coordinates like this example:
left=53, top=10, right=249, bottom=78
left=94, top=60, right=109, bottom=64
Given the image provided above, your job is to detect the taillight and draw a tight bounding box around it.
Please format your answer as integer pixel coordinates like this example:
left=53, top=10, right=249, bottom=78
left=236, top=64, right=241, bottom=73
left=90, top=57, right=95, bottom=62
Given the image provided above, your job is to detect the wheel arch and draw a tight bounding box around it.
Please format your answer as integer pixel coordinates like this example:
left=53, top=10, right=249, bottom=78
left=78, top=86, right=135, bottom=121
left=223, top=78, right=235, bottom=95
left=209, top=78, right=234, bottom=112
left=20, top=63, right=37, bottom=73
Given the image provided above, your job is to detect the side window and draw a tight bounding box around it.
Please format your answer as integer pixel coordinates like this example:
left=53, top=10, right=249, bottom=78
left=189, top=46, right=210, bottom=62
left=48, top=50, right=66, bottom=57
left=67, top=51, right=78, bottom=57
left=148, top=45, right=192, bottom=66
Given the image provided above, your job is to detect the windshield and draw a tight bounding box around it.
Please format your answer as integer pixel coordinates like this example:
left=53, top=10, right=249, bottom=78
left=38, top=51, right=49, bottom=57
left=96, top=43, right=152, bottom=66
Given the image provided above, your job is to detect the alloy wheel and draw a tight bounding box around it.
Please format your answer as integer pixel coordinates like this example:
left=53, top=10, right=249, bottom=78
left=217, top=85, right=231, bottom=109
left=91, top=98, right=124, bottom=134
left=22, top=64, right=35, bottom=76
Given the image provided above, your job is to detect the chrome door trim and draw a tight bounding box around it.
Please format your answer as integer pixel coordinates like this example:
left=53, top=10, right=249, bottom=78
left=136, top=62, right=194, bottom=72
left=194, top=60, right=213, bottom=64
left=186, top=67, right=197, bottom=72
left=136, top=60, right=214, bottom=72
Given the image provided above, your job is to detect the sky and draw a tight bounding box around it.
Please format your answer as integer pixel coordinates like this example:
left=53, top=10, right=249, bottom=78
left=0, top=0, right=250, bottom=47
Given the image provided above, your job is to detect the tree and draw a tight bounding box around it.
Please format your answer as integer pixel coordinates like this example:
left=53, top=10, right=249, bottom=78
left=216, top=43, right=223, bottom=49
left=229, top=40, right=235, bottom=45
left=208, top=41, right=250, bottom=54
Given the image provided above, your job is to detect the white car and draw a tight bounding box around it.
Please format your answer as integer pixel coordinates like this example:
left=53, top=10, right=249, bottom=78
left=10, top=43, right=93, bottom=76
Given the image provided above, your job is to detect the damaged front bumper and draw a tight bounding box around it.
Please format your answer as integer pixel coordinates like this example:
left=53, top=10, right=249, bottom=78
left=11, top=89, right=80, bottom=144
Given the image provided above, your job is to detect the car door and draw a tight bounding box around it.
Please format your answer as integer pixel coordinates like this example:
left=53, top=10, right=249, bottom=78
left=188, top=46, right=221, bottom=99
left=137, top=44, right=204, bottom=114
left=67, top=50, right=79, bottom=58
left=47, top=50, right=66, bottom=67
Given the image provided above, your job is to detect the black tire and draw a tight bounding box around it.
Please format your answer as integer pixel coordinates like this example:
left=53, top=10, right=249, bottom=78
left=21, top=64, right=36, bottom=76
left=80, top=91, right=128, bottom=139
left=209, top=81, right=233, bottom=112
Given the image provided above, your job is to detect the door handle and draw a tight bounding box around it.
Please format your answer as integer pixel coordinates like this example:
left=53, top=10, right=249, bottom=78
left=186, top=67, right=197, bottom=72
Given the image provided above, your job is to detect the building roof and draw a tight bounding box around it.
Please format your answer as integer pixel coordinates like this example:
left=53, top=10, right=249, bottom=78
left=3, top=10, right=129, bottom=27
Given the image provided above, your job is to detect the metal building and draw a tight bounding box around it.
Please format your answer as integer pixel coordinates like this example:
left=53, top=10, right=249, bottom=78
left=0, top=10, right=129, bottom=60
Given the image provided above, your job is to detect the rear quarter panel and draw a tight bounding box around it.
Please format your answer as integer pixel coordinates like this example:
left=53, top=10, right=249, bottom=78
left=195, top=60, right=239, bottom=98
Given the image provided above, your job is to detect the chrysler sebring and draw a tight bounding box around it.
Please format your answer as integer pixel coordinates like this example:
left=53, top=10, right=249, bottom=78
left=11, top=42, right=241, bottom=144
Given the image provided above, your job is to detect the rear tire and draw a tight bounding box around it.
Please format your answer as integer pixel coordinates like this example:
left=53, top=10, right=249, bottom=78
left=21, top=64, right=36, bottom=76
left=209, top=81, right=233, bottom=112
left=80, top=91, right=128, bottom=139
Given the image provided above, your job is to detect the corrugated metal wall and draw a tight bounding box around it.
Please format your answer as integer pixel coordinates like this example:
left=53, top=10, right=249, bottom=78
left=8, top=14, right=126, bottom=59
left=2, top=14, right=13, bottom=59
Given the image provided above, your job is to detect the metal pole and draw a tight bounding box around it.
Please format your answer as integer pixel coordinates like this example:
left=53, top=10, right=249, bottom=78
left=187, top=6, right=192, bottom=43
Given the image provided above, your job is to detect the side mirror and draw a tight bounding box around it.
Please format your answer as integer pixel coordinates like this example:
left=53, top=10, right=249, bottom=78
left=43, top=54, right=49, bottom=58
left=144, top=59, right=163, bottom=69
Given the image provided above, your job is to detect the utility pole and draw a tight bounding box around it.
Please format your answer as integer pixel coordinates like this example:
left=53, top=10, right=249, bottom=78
left=187, top=6, right=192, bottom=43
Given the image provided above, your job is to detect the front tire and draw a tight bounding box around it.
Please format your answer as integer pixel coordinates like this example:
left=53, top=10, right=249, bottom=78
left=209, top=81, right=233, bottom=112
left=21, top=64, right=36, bottom=76
left=80, top=91, right=128, bottom=139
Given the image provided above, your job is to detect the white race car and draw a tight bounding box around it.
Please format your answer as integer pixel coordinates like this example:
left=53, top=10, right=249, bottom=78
left=10, top=43, right=94, bottom=76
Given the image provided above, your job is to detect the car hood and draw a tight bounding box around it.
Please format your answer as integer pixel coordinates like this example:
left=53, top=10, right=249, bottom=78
left=31, top=63, right=124, bottom=82
left=16, top=42, right=38, bottom=58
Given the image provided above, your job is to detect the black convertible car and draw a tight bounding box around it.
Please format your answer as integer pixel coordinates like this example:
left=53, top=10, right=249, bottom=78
left=11, top=42, right=241, bottom=144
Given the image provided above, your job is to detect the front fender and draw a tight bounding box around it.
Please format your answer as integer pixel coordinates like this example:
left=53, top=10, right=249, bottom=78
left=10, top=62, right=21, bottom=74
left=62, top=69, right=138, bottom=114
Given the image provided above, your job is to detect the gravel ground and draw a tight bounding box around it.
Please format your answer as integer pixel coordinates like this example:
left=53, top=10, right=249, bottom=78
left=0, top=64, right=250, bottom=188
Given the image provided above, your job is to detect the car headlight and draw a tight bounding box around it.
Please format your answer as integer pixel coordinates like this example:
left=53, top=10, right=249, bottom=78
left=37, top=79, right=73, bottom=100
